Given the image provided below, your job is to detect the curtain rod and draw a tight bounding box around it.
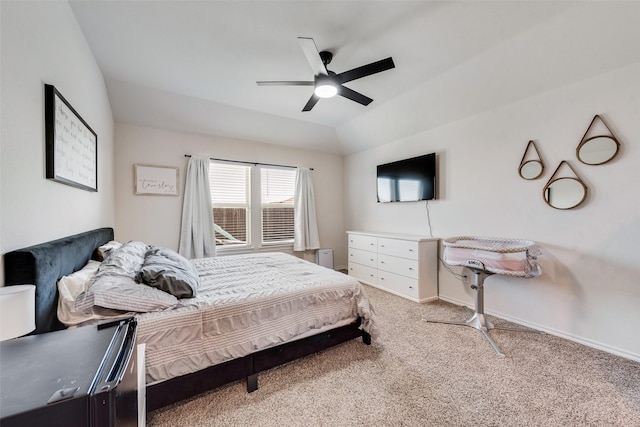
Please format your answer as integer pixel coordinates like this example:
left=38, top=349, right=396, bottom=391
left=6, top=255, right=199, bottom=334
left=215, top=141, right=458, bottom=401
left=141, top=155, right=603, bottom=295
left=184, top=154, right=313, bottom=170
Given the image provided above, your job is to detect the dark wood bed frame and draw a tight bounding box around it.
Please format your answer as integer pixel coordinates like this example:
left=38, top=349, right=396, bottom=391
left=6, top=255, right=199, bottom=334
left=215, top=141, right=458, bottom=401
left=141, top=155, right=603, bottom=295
left=3, top=228, right=371, bottom=411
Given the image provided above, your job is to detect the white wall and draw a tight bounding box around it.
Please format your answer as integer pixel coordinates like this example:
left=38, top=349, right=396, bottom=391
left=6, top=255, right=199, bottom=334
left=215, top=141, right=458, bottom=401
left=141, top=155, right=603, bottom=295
left=0, top=1, right=115, bottom=282
left=3, top=0, right=637, bottom=362
left=114, top=123, right=345, bottom=264
left=345, top=62, right=640, bottom=360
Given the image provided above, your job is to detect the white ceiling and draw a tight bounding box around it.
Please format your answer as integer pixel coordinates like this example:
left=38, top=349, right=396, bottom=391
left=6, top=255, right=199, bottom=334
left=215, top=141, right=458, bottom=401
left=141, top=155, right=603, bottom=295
left=68, top=1, right=639, bottom=155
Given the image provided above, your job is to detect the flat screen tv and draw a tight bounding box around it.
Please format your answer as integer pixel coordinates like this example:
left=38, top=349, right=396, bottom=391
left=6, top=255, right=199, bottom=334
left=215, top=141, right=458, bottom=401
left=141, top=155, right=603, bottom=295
left=377, top=153, right=436, bottom=202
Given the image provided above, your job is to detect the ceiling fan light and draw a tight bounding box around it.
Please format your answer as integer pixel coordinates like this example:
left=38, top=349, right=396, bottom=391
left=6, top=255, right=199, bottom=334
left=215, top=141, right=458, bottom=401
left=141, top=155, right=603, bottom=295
left=314, top=83, right=338, bottom=98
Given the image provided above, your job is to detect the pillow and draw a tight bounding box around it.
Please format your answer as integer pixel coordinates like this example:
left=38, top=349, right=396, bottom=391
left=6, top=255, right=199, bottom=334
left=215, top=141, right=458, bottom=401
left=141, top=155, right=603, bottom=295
left=75, top=241, right=178, bottom=313
left=99, top=240, right=148, bottom=277
left=57, top=260, right=133, bottom=327
left=138, top=246, right=200, bottom=299
left=75, top=275, right=178, bottom=313
left=93, top=240, right=122, bottom=261
left=58, top=260, right=101, bottom=303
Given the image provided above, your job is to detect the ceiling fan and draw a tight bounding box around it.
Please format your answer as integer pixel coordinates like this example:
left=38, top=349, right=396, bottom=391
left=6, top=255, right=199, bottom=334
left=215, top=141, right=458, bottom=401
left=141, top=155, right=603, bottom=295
left=257, top=37, right=395, bottom=112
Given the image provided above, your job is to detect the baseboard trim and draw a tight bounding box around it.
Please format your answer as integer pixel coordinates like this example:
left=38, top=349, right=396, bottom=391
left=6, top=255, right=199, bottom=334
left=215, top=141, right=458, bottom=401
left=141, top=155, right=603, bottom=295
left=437, top=295, right=640, bottom=363
left=358, top=281, right=437, bottom=304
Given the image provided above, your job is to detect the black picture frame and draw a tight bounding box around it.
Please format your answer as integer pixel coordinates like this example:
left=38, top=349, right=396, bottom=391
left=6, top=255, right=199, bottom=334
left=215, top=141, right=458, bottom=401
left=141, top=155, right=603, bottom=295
left=45, top=84, right=98, bottom=192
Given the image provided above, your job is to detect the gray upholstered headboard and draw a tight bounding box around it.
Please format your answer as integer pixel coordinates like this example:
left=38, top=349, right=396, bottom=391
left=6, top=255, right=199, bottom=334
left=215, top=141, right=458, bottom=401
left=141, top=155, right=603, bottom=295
left=3, top=227, right=114, bottom=334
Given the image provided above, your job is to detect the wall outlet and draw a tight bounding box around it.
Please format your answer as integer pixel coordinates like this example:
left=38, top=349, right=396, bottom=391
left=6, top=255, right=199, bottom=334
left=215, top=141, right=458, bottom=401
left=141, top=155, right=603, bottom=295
left=461, top=267, right=472, bottom=286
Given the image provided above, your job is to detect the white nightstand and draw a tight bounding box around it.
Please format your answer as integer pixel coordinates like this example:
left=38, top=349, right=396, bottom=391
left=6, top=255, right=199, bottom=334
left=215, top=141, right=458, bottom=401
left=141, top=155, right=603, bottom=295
left=0, top=284, right=35, bottom=341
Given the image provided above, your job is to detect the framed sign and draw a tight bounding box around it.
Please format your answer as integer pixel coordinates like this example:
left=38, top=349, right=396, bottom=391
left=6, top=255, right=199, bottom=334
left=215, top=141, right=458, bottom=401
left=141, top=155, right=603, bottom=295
left=45, top=84, right=98, bottom=192
left=134, top=164, right=179, bottom=196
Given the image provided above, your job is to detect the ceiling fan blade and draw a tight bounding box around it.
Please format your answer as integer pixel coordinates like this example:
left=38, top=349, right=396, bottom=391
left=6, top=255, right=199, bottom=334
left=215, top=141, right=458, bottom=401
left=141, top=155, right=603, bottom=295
left=256, top=81, right=314, bottom=86
left=338, top=86, right=373, bottom=106
left=336, top=57, right=395, bottom=84
left=302, top=94, right=320, bottom=112
left=298, top=37, right=328, bottom=76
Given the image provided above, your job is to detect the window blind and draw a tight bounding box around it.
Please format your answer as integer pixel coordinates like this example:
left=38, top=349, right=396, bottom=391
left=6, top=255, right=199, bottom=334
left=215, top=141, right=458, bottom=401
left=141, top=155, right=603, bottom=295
left=209, top=162, right=250, bottom=245
left=261, top=167, right=295, bottom=243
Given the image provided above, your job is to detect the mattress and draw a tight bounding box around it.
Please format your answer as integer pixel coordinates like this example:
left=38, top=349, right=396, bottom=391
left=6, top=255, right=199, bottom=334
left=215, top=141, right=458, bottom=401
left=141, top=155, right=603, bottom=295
left=136, top=252, right=378, bottom=384
left=442, top=237, right=541, bottom=277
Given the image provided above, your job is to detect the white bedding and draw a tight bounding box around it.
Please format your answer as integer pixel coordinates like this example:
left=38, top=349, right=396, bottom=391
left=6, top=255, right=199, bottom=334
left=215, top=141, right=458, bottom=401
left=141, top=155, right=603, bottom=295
left=57, top=260, right=134, bottom=326
left=130, top=252, right=376, bottom=384
left=443, top=237, right=541, bottom=277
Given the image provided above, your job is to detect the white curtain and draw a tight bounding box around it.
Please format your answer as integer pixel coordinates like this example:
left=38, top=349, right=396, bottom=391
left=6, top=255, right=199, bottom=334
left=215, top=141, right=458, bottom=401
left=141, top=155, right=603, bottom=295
left=293, top=167, right=320, bottom=251
left=178, top=157, right=216, bottom=258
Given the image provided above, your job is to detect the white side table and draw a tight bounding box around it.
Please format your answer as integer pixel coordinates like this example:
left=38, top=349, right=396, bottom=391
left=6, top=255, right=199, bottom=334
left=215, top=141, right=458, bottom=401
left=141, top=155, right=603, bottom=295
left=0, top=284, right=36, bottom=340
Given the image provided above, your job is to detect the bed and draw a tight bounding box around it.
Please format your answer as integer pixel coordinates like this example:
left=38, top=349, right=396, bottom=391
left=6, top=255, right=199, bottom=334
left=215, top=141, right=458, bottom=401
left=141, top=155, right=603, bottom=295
left=442, top=236, right=541, bottom=277
left=3, top=228, right=376, bottom=411
left=428, top=235, right=542, bottom=356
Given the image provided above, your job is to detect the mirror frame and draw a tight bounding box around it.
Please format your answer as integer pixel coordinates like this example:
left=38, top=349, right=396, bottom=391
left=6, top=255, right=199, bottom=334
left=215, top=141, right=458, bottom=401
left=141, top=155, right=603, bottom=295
left=576, top=135, right=620, bottom=166
left=518, top=140, right=545, bottom=180
left=543, top=177, right=588, bottom=210
left=543, top=160, right=588, bottom=210
left=519, top=160, right=544, bottom=180
left=576, top=115, right=621, bottom=166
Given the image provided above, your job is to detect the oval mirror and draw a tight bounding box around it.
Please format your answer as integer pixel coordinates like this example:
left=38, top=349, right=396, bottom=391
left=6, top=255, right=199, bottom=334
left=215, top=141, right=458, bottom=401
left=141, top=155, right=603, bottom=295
left=543, top=178, right=587, bottom=210
left=518, top=140, right=545, bottom=180
left=577, top=135, right=619, bottom=165
left=519, top=160, right=544, bottom=180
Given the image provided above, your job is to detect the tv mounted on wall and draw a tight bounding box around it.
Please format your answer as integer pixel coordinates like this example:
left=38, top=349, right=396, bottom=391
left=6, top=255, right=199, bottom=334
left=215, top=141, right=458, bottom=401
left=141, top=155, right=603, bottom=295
left=377, top=153, right=437, bottom=202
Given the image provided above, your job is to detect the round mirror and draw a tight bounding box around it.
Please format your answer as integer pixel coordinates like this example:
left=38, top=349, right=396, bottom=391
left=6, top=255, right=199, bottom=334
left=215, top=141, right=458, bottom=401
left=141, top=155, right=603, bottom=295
left=543, top=178, right=587, bottom=210
left=519, top=160, right=544, bottom=180
left=577, top=136, right=619, bottom=165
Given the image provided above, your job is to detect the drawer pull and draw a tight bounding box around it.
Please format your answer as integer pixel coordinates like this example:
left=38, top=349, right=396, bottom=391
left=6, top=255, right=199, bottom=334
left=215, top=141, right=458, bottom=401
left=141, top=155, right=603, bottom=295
left=409, top=249, right=414, bottom=252
left=409, top=267, right=414, bottom=271
left=380, top=261, right=385, bottom=264
left=381, top=245, right=385, bottom=248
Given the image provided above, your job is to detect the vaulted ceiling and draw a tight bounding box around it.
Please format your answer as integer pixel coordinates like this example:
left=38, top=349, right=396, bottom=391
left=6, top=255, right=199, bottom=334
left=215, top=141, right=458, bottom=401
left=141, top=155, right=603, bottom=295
left=68, top=1, right=639, bottom=155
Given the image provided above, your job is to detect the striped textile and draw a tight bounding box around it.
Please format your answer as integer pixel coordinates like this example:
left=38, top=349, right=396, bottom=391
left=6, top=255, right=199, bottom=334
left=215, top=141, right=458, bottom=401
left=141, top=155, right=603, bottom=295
left=137, top=252, right=377, bottom=384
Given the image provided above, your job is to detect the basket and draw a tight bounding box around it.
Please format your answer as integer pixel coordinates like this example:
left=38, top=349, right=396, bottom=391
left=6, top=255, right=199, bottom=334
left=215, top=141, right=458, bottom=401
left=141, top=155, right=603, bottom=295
left=442, top=236, right=541, bottom=277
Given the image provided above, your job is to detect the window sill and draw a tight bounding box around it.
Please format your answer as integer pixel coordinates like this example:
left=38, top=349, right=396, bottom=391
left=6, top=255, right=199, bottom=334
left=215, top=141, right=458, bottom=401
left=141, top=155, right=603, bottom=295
left=216, top=243, right=294, bottom=256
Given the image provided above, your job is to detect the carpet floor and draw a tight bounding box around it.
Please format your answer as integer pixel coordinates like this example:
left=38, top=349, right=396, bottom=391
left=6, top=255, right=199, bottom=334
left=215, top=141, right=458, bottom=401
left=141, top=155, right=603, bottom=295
left=147, top=285, right=640, bottom=426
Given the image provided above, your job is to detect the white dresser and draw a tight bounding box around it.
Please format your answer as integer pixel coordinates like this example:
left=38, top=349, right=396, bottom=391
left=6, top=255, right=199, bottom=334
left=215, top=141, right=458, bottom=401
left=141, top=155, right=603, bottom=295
left=347, top=231, right=439, bottom=303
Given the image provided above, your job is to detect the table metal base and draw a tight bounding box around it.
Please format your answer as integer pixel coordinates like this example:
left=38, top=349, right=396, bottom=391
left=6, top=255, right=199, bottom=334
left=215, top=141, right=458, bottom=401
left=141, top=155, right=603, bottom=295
left=425, top=267, right=543, bottom=356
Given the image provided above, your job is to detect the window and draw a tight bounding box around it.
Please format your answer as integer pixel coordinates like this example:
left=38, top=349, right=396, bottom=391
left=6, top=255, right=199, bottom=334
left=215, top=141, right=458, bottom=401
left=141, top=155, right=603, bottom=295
left=261, top=167, right=296, bottom=244
left=209, top=162, right=296, bottom=249
left=209, top=162, right=250, bottom=246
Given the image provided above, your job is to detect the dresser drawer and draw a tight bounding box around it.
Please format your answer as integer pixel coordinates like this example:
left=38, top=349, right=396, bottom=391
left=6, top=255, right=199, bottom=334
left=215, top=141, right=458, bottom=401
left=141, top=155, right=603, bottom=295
left=346, top=231, right=438, bottom=303
left=378, top=254, right=419, bottom=279
left=378, top=238, right=419, bottom=260
left=378, top=270, right=419, bottom=298
left=349, top=248, right=377, bottom=268
left=348, top=262, right=378, bottom=284
left=348, top=234, right=378, bottom=252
